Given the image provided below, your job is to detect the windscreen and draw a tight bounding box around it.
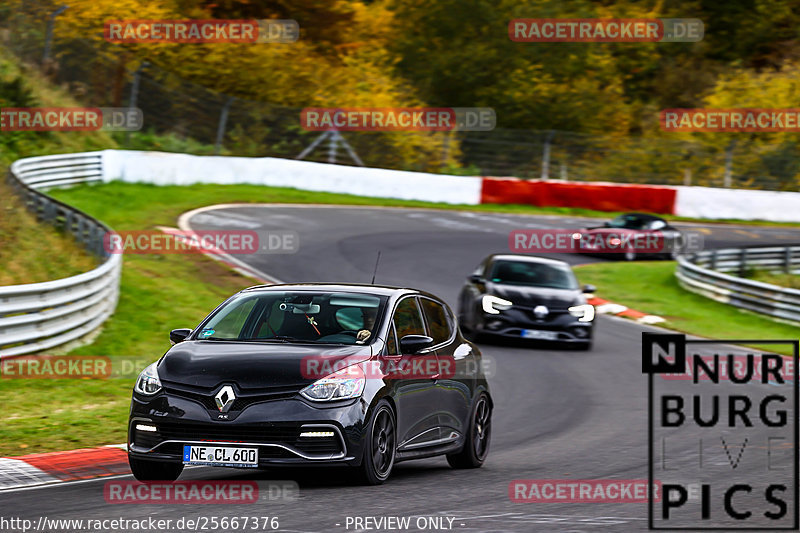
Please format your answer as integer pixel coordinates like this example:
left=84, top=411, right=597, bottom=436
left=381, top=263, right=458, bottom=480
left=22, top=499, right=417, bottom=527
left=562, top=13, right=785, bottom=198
left=196, top=291, right=386, bottom=345
left=488, top=260, right=578, bottom=290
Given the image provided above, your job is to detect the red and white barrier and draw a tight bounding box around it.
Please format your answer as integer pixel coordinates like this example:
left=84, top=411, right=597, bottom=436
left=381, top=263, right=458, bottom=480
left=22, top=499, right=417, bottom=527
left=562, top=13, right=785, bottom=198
left=481, top=177, right=678, bottom=214
left=96, top=151, right=800, bottom=222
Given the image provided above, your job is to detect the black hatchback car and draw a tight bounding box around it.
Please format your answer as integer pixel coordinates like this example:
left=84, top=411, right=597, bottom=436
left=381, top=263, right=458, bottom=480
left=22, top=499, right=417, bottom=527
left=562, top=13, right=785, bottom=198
left=128, top=284, right=492, bottom=485
left=458, top=254, right=595, bottom=349
left=575, top=212, right=684, bottom=261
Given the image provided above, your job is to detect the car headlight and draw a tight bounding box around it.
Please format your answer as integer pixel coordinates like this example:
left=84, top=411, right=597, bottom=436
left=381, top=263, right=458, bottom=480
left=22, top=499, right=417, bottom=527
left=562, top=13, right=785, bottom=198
left=134, top=362, right=162, bottom=395
left=568, top=304, right=595, bottom=322
left=482, top=295, right=513, bottom=314
left=300, top=364, right=365, bottom=402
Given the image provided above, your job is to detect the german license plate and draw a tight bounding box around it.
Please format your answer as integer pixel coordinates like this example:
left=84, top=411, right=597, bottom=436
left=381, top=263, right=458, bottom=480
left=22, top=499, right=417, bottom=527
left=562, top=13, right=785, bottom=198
left=521, top=329, right=558, bottom=341
left=182, top=445, right=258, bottom=467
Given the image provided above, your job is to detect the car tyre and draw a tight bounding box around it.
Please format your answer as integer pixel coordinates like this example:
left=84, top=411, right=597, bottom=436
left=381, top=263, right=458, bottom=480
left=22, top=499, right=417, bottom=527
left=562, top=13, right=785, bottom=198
left=624, top=249, right=637, bottom=261
left=129, top=457, right=183, bottom=482
left=356, top=400, right=396, bottom=485
left=447, top=393, right=491, bottom=469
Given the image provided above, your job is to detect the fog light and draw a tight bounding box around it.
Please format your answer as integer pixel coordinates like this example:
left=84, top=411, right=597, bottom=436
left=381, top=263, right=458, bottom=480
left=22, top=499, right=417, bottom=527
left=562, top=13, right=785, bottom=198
left=135, top=424, right=157, bottom=432
left=486, top=320, right=503, bottom=330
left=299, top=431, right=335, bottom=438
left=571, top=327, right=590, bottom=339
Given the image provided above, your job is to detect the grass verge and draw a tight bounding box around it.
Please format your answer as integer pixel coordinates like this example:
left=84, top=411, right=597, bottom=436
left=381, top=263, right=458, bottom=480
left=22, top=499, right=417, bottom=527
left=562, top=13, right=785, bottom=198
left=574, top=261, right=800, bottom=354
left=747, top=270, right=800, bottom=290
left=0, top=180, right=100, bottom=285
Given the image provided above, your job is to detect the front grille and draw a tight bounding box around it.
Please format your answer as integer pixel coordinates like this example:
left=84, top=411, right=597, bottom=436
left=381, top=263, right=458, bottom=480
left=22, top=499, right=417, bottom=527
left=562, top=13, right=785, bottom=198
left=134, top=430, right=161, bottom=449
left=134, top=421, right=344, bottom=458
left=163, top=385, right=298, bottom=412
left=295, top=438, right=341, bottom=455
left=521, top=308, right=569, bottom=322
left=158, top=421, right=300, bottom=442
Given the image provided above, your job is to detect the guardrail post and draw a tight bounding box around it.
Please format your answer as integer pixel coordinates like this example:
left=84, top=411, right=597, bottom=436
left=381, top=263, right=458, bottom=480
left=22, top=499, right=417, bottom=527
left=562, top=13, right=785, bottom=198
left=541, top=130, right=554, bottom=180
left=214, top=96, right=235, bottom=155
left=785, top=247, right=792, bottom=274
left=42, top=5, right=68, bottom=64
left=723, top=140, right=736, bottom=188
left=126, top=61, right=149, bottom=146
left=710, top=249, right=717, bottom=270
left=739, top=248, right=747, bottom=277
left=43, top=199, right=55, bottom=223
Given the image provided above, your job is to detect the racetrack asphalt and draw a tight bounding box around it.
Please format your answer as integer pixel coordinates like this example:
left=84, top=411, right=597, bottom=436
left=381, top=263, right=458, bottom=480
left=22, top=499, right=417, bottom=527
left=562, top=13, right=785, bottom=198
left=2, top=206, right=799, bottom=532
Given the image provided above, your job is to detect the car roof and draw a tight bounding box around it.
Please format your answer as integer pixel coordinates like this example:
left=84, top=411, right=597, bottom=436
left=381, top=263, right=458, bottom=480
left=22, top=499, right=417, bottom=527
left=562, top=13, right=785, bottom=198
left=241, top=283, right=408, bottom=296
left=615, top=212, right=666, bottom=222
left=239, top=283, right=446, bottom=302
left=484, top=254, right=571, bottom=267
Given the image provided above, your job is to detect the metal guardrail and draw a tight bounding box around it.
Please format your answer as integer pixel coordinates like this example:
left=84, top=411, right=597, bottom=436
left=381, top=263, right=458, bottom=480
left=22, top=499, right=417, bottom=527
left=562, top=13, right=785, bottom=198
left=1, top=152, right=121, bottom=358
left=676, top=246, right=800, bottom=325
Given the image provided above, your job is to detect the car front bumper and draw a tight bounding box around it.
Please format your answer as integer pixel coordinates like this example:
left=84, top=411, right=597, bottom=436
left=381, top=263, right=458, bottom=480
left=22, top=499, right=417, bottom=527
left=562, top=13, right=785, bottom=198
left=127, top=393, right=368, bottom=468
left=476, top=307, right=593, bottom=343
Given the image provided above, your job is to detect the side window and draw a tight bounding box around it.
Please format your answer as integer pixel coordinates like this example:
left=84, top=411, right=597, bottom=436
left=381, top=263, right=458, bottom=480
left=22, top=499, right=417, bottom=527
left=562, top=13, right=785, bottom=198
left=386, top=324, right=398, bottom=355
left=392, top=298, right=425, bottom=339
left=420, top=298, right=452, bottom=345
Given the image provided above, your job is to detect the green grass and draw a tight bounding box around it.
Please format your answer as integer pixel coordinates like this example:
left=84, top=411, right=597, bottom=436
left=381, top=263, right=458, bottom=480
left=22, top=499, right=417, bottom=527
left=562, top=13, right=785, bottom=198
left=575, top=261, right=800, bottom=354
left=0, top=379, right=133, bottom=456
left=748, top=270, right=800, bottom=290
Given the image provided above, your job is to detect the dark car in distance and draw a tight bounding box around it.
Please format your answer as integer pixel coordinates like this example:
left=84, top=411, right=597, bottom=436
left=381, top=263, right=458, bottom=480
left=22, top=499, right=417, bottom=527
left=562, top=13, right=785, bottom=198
left=458, top=254, right=595, bottom=350
left=574, top=212, right=684, bottom=261
left=128, top=284, right=492, bottom=485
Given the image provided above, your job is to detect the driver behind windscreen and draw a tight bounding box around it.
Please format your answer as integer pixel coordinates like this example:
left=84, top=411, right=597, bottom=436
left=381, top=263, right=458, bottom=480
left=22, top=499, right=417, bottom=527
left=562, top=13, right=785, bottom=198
left=356, top=307, right=378, bottom=344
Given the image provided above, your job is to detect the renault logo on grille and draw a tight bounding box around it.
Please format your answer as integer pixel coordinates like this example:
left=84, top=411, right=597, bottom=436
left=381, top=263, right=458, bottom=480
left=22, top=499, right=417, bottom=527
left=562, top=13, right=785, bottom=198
left=533, top=305, right=549, bottom=319
left=215, top=385, right=235, bottom=412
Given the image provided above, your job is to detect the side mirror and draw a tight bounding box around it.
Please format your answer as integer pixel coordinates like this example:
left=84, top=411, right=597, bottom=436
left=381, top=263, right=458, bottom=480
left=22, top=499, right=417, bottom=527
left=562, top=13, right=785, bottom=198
left=603, top=221, right=611, bottom=227
left=170, top=328, right=192, bottom=345
left=399, top=335, right=434, bottom=354
left=468, top=274, right=484, bottom=283
left=582, top=284, right=596, bottom=294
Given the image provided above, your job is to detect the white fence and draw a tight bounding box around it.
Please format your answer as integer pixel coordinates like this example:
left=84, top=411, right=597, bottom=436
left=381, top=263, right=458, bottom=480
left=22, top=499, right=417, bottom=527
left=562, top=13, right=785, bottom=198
left=676, top=247, right=800, bottom=325
left=1, top=153, right=121, bottom=358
